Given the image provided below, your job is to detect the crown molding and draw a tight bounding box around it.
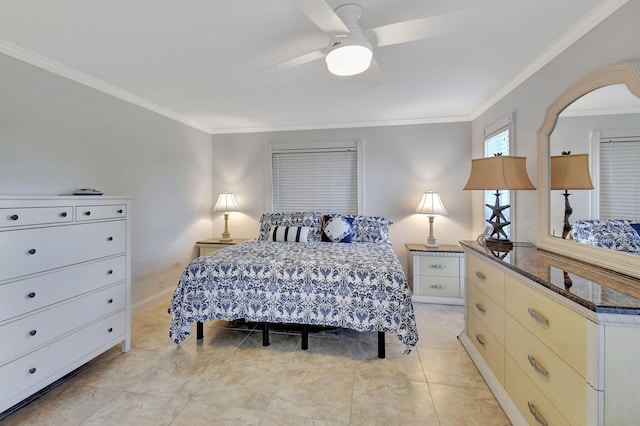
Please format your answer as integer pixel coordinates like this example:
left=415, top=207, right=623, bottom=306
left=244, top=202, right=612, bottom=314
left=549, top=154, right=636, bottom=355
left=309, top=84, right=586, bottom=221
left=470, top=0, right=628, bottom=120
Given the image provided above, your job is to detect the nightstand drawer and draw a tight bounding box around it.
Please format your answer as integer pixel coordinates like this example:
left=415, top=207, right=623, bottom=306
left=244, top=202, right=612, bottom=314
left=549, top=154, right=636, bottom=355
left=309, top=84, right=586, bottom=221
left=415, top=255, right=460, bottom=277
left=415, top=276, right=460, bottom=297
left=467, top=282, right=504, bottom=346
left=505, top=317, right=586, bottom=425
left=0, top=206, right=73, bottom=228
left=505, top=274, right=587, bottom=376
left=466, top=252, right=504, bottom=307
left=467, top=308, right=504, bottom=385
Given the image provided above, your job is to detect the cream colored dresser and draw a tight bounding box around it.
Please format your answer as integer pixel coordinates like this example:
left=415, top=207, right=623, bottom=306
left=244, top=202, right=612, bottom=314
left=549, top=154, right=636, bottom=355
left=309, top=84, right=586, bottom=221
left=460, top=241, right=640, bottom=426
left=0, top=196, right=131, bottom=414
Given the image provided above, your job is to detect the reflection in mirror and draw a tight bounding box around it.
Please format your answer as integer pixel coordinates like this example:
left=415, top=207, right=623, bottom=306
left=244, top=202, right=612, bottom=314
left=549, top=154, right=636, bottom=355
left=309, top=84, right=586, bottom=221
left=548, top=84, right=640, bottom=254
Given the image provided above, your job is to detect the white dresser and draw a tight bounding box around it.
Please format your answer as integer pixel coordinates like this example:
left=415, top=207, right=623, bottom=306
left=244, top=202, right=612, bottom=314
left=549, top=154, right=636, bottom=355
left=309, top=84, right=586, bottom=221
left=460, top=241, right=640, bottom=425
left=0, top=196, right=131, bottom=414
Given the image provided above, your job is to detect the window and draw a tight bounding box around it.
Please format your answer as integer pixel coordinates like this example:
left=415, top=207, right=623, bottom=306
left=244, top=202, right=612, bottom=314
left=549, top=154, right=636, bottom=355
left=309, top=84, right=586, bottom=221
left=598, top=132, right=640, bottom=219
left=266, top=141, right=363, bottom=213
left=483, top=115, right=513, bottom=237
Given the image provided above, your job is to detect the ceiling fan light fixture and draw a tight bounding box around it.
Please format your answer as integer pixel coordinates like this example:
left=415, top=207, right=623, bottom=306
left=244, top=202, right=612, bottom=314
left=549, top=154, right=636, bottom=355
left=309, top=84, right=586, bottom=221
left=325, top=37, right=373, bottom=77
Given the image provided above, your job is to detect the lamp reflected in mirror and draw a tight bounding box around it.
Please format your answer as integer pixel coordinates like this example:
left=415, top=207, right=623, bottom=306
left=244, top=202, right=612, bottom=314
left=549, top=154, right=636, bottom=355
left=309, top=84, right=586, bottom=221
left=550, top=152, right=594, bottom=239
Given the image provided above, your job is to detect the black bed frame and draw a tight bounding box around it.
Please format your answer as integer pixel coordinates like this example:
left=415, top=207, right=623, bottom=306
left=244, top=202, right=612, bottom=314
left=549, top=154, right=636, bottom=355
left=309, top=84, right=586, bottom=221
left=196, top=321, right=386, bottom=358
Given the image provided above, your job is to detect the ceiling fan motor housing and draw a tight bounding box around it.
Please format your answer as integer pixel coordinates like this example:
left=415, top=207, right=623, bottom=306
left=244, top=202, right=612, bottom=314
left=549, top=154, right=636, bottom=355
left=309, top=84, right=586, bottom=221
left=325, top=4, right=373, bottom=76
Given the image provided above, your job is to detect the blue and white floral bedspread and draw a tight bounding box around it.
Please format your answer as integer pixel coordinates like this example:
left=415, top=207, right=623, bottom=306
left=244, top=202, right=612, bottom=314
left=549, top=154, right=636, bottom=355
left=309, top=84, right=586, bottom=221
left=169, top=241, right=419, bottom=354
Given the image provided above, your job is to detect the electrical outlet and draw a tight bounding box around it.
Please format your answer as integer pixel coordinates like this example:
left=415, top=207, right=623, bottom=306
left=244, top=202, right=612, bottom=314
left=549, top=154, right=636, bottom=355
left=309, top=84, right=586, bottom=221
left=159, top=276, right=165, bottom=289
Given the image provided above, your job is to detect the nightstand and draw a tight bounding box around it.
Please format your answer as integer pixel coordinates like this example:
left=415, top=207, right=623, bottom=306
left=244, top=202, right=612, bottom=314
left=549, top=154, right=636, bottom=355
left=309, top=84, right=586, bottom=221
left=195, top=238, right=251, bottom=257
left=405, top=244, right=465, bottom=305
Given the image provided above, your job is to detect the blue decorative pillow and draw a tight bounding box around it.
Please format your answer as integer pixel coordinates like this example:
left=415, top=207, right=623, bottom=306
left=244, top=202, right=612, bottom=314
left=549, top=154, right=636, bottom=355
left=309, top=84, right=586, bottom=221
left=268, top=226, right=310, bottom=242
left=322, top=215, right=354, bottom=243
left=323, top=214, right=391, bottom=243
left=631, top=223, right=640, bottom=237
left=258, top=212, right=322, bottom=241
left=571, top=219, right=640, bottom=254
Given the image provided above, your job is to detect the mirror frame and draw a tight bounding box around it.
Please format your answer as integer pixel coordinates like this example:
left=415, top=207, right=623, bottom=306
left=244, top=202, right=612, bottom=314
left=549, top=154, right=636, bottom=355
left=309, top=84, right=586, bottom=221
left=537, top=60, right=640, bottom=278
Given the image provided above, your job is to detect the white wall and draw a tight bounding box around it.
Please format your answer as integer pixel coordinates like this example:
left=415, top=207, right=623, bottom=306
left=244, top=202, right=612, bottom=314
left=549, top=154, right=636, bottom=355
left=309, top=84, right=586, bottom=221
left=212, top=123, right=473, bottom=270
left=470, top=0, right=640, bottom=243
left=0, top=53, right=213, bottom=314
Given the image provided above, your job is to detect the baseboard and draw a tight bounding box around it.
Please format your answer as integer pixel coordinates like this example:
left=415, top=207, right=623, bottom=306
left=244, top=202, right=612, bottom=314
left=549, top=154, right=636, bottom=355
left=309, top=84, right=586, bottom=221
left=458, top=333, right=528, bottom=426
left=132, top=287, right=174, bottom=317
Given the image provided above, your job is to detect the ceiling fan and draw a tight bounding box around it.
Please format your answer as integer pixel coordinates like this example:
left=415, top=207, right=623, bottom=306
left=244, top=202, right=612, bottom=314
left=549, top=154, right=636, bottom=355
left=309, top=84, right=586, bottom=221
left=263, top=0, right=472, bottom=84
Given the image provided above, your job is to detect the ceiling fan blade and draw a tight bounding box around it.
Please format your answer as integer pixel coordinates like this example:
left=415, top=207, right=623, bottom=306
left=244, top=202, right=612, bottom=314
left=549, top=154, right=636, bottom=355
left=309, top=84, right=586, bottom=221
left=298, top=0, right=350, bottom=34
left=259, top=48, right=325, bottom=73
left=359, top=58, right=383, bottom=88
left=368, top=11, right=474, bottom=47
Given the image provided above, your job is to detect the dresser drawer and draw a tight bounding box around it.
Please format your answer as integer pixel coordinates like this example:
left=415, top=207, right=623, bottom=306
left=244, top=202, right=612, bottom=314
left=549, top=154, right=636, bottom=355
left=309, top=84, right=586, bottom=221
left=415, top=255, right=460, bottom=277
left=467, top=282, right=504, bottom=346
left=0, top=206, right=73, bottom=228
left=0, top=220, right=126, bottom=282
left=505, top=354, right=570, bottom=426
left=0, top=283, right=125, bottom=365
left=505, top=316, right=585, bottom=425
left=466, top=252, right=504, bottom=306
left=76, top=204, right=126, bottom=221
left=0, top=256, right=126, bottom=322
left=467, top=308, right=504, bottom=385
left=504, top=274, right=587, bottom=377
left=0, top=311, right=126, bottom=408
left=415, top=276, right=460, bottom=297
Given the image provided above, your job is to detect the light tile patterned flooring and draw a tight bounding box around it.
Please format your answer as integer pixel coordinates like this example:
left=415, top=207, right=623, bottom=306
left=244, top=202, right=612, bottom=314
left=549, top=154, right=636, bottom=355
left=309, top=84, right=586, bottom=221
left=3, top=303, right=510, bottom=425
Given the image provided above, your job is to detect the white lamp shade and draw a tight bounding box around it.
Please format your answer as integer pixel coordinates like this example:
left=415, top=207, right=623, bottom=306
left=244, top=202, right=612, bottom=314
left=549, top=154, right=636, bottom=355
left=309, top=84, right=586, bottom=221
left=415, top=191, right=448, bottom=216
left=213, top=192, right=237, bottom=212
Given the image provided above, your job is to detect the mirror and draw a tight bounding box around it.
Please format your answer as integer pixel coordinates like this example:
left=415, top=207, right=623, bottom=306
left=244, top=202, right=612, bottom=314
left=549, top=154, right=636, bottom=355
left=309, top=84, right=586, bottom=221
left=537, top=61, right=640, bottom=278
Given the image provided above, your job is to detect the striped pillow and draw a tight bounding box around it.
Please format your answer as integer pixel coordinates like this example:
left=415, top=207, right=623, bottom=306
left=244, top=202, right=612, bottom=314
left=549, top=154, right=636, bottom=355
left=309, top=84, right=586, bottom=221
left=268, top=225, right=311, bottom=242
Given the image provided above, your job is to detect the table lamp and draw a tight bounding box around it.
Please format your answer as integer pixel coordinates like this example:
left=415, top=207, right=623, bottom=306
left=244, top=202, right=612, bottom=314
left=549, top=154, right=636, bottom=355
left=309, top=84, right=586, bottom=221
left=213, top=192, right=237, bottom=241
left=415, top=191, right=448, bottom=248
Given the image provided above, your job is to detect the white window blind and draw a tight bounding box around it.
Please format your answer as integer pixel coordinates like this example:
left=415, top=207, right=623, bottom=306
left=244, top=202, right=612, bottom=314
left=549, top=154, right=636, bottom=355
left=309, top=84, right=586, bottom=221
left=271, top=146, right=358, bottom=213
left=484, top=124, right=512, bottom=237
left=599, top=136, right=640, bottom=219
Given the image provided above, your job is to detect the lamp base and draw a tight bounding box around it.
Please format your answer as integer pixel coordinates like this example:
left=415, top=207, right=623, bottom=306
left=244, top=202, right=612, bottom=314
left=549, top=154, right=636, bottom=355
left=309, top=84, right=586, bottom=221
left=219, top=231, right=232, bottom=242
left=425, top=237, right=439, bottom=248
left=485, top=237, right=513, bottom=248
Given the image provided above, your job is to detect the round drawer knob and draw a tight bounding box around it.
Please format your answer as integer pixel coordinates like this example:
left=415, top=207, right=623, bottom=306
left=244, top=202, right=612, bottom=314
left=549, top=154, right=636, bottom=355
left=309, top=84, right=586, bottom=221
left=60, top=212, right=68, bottom=217
left=108, top=298, right=114, bottom=304
left=28, top=292, right=36, bottom=298
left=107, top=327, right=113, bottom=333
left=27, top=248, right=37, bottom=255
left=84, top=211, right=91, bottom=216
left=9, top=214, right=19, bottom=221
left=29, top=329, right=37, bottom=336
left=29, top=367, right=37, bottom=374
left=117, top=209, right=123, bottom=214
left=107, top=236, right=113, bottom=241
left=107, top=269, right=114, bottom=275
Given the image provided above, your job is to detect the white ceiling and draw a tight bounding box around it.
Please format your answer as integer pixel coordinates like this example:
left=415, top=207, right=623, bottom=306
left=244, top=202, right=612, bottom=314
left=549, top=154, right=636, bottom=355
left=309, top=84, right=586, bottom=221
left=0, top=0, right=626, bottom=134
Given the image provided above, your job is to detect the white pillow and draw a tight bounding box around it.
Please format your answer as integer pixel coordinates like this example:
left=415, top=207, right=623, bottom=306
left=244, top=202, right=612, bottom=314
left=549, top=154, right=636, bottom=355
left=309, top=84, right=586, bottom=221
left=268, top=225, right=310, bottom=242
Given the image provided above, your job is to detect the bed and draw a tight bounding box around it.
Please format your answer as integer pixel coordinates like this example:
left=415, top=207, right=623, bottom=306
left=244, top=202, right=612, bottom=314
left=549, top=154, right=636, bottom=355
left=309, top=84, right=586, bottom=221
left=168, top=212, right=419, bottom=357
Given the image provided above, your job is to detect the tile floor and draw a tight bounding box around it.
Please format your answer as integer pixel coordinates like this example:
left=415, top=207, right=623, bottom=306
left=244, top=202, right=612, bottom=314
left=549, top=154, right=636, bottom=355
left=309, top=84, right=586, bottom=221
left=2, top=303, right=510, bottom=425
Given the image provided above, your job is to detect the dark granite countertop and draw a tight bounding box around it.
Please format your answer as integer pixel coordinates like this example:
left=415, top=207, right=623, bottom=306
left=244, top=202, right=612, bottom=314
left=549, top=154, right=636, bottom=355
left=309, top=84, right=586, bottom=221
left=460, top=241, right=640, bottom=315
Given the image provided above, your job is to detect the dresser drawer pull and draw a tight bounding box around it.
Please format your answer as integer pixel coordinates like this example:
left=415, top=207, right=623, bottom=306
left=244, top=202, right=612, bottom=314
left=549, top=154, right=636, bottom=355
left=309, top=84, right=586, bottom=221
left=430, top=264, right=445, bottom=269
left=108, top=298, right=114, bottom=304
left=29, top=329, right=37, bottom=336
left=475, top=334, right=486, bottom=346
left=60, top=211, right=67, bottom=217
left=527, top=401, right=548, bottom=426
left=9, top=214, right=19, bottom=220
left=475, top=302, right=486, bottom=314
left=27, top=292, right=36, bottom=298
left=107, top=327, right=113, bottom=333
left=430, top=284, right=446, bottom=289
left=475, top=271, right=486, bottom=280
left=84, top=211, right=91, bottom=216
left=117, top=209, right=123, bottom=214
left=107, top=236, right=114, bottom=241
left=27, top=248, right=37, bottom=255
left=527, top=308, right=549, bottom=326
left=527, top=355, right=549, bottom=378
left=107, top=269, right=114, bottom=275
left=29, top=367, right=37, bottom=375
